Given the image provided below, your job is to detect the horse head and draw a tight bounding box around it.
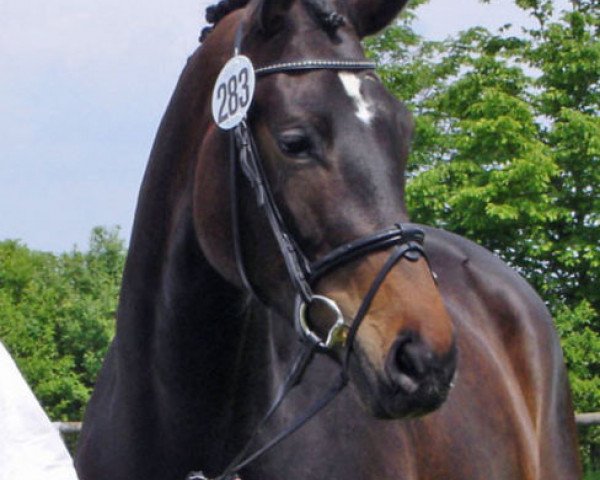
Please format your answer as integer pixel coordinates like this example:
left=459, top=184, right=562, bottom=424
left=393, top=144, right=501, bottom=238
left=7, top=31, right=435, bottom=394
left=194, top=0, right=457, bottom=419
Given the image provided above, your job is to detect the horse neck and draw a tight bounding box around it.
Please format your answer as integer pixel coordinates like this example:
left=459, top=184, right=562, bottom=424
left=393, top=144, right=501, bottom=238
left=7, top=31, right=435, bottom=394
left=110, top=47, right=299, bottom=470
left=116, top=194, right=299, bottom=469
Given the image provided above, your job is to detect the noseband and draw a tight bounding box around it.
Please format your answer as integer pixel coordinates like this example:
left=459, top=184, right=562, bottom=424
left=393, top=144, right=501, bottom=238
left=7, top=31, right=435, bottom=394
left=187, top=25, right=432, bottom=480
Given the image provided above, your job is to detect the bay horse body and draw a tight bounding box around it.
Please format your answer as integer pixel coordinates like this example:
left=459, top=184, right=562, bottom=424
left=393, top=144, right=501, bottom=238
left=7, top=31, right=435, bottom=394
left=75, top=0, right=581, bottom=478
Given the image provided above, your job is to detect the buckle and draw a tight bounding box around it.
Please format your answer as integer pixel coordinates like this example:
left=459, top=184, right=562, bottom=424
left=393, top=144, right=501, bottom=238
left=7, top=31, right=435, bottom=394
left=295, top=295, right=349, bottom=349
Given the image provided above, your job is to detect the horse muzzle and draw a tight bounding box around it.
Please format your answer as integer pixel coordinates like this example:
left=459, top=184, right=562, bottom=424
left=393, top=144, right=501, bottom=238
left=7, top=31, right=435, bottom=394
left=350, top=330, right=457, bottom=419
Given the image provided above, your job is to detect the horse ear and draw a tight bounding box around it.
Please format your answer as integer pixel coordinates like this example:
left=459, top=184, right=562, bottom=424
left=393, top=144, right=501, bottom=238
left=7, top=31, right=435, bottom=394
left=346, top=0, right=409, bottom=37
left=254, top=0, right=295, bottom=36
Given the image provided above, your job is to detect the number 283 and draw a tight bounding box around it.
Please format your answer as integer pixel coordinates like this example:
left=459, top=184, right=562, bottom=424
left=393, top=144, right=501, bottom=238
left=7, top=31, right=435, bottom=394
left=216, top=68, right=250, bottom=123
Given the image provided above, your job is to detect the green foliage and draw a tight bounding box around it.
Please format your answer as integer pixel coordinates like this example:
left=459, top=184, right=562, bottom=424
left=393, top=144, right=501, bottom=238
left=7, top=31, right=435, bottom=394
left=585, top=469, right=600, bottom=480
left=557, top=301, right=600, bottom=469
left=367, top=0, right=599, bottom=467
left=0, top=227, right=124, bottom=420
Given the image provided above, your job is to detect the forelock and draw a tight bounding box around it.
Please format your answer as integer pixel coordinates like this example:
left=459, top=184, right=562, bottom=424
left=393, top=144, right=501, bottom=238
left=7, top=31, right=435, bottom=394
left=199, top=0, right=344, bottom=43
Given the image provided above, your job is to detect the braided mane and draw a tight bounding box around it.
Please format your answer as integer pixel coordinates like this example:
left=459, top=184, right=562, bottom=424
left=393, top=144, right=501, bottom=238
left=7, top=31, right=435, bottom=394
left=200, top=0, right=345, bottom=42
left=200, top=0, right=250, bottom=41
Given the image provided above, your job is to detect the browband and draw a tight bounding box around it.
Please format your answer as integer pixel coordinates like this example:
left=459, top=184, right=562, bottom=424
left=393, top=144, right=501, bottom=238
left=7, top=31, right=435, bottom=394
left=255, top=59, right=376, bottom=76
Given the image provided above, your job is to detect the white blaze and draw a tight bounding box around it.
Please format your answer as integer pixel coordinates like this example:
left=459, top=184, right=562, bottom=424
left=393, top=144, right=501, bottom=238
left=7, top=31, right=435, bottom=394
left=338, top=72, right=375, bottom=125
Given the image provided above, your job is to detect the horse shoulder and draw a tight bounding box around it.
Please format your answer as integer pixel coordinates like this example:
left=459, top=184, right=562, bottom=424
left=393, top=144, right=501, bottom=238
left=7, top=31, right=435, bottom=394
left=421, top=226, right=581, bottom=478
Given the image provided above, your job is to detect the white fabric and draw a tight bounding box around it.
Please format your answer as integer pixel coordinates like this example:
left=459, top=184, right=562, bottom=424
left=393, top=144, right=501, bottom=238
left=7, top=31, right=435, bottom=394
left=0, top=341, right=79, bottom=480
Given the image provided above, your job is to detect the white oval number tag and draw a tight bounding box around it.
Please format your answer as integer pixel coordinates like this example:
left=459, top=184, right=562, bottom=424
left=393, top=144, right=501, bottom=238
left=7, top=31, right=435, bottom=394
left=212, top=55, right=255, bottom=130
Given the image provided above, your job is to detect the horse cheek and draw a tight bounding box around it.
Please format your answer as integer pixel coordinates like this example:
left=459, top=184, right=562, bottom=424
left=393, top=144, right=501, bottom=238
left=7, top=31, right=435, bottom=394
left=192, top=127, right=240, bottom=286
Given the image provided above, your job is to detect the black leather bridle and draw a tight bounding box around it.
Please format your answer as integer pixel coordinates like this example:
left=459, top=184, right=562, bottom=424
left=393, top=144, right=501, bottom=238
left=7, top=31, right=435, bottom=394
left=230, top=119, right=428, bottom=351
left=186, top=26, right=431, bottom=480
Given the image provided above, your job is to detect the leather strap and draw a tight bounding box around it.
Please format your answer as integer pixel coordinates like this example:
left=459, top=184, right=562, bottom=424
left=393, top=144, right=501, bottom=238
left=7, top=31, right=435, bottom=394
left=231, top=121, right=313, bottom=303
left=255, top=59, right=376, bottom=76
left=342, top=243, right=424, bottom=375
left=310, top=224, right=425, bottom=281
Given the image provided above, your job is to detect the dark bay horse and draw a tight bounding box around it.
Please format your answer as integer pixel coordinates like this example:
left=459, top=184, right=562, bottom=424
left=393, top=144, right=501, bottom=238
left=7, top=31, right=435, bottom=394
left=75, top=0, right=582, bottom=478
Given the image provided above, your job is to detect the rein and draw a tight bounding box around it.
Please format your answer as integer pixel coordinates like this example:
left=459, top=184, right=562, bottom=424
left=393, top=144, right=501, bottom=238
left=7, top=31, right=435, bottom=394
left=187, top=25, right=431, bottom=480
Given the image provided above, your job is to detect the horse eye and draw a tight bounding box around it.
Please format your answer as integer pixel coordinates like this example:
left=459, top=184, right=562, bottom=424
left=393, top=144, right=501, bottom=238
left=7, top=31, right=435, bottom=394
left=278, top=134, right=313, bottom=157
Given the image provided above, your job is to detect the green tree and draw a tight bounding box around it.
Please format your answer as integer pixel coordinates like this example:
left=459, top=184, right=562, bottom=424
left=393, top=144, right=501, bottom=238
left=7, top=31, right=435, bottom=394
left=0, top=227, right=124, bottom=420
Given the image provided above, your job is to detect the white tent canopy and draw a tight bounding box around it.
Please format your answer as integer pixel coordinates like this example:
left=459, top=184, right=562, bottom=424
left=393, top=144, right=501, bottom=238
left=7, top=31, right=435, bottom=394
left=0, top=341, right=79, bottom=480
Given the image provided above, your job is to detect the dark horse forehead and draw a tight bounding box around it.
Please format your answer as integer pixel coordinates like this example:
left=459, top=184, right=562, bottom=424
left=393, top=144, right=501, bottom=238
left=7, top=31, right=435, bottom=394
left=245, top=6, right=366, bottom=69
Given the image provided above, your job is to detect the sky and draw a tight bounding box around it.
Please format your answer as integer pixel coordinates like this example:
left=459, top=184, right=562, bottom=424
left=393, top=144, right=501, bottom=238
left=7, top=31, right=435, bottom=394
left=0, top=0, right=570, bottom=252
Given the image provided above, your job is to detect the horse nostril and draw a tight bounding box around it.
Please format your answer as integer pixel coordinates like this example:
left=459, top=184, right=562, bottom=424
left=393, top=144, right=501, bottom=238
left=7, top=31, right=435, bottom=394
left=387, top=333, right=434, bottom=390
left=395, top=341, right=429, bottom=380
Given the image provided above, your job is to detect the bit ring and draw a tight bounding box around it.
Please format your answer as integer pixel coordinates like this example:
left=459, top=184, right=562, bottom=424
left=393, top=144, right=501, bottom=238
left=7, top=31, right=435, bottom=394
left=296, top=295, right=349, bottom=349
